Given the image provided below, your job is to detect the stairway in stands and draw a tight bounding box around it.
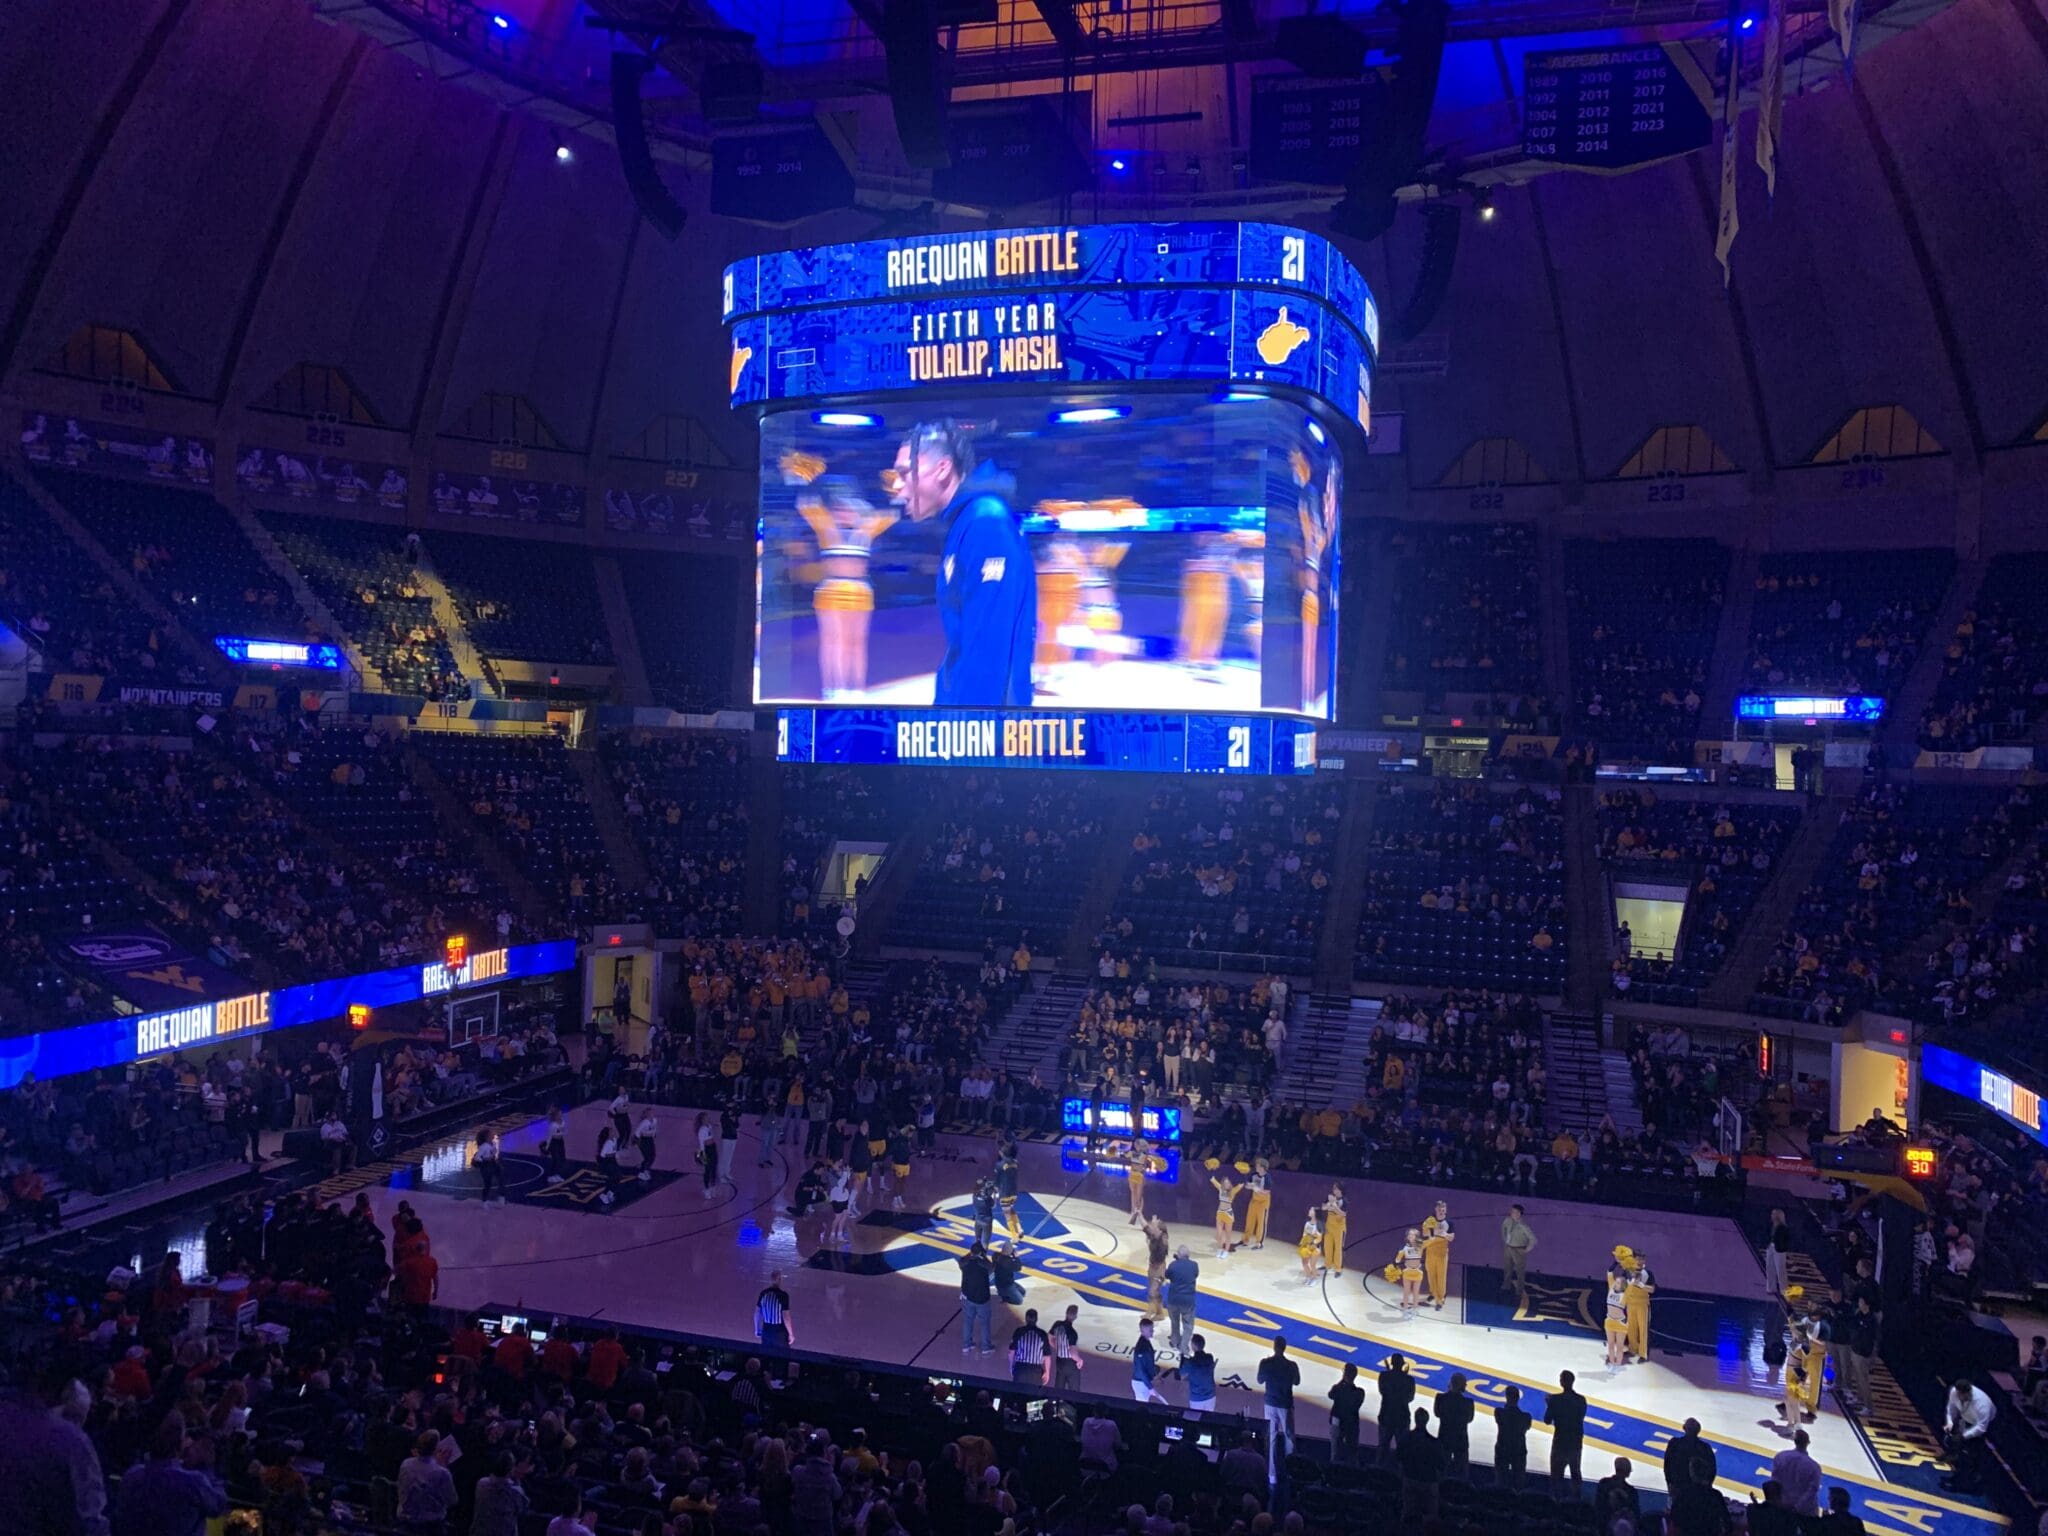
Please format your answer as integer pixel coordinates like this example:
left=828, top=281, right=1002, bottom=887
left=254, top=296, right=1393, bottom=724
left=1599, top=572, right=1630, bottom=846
left=982, top=969, right=1089, bottom=1076
left=1272, top=991, right=1381, bottom=1108
left=1542, top=1008, right=1640, bottom=1133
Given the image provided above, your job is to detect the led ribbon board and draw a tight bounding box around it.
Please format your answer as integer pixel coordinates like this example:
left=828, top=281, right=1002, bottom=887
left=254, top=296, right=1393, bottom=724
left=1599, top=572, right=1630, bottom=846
left=0, top=939, right=578, bottom=1088
left=722, top=221, right=1376, bottom=428
left=777, top=708, right=1318, bottom=775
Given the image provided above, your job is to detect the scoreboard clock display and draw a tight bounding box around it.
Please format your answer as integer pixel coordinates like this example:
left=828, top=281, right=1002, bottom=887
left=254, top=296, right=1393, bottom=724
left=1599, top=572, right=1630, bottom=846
left=1521, top=46, right=1713, bottom=172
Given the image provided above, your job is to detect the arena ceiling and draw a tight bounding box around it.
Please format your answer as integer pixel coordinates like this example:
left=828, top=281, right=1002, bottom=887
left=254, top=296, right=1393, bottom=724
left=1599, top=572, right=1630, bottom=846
left=4, top=0, right=2046, bottom=508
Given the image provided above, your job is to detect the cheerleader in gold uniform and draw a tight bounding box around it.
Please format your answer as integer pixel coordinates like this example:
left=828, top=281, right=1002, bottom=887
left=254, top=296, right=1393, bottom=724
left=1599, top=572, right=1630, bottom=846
left=1295, top=457, right=1337, bottom=713
left=792, top=464, right=897, bottom=699
left=1035, top=538, right=1085, bottom=666
left=1126, top=1142, right=1149, bottom=1225
left=1299, top=1210, right=1325, bottom=1283
left=1178, top=538, right=1232, bottom=667
left=1392, top=1229, right=1426, bottom=1314
left=1778, top=1293, right=1825, bottom=1425
left=1227, top=529, right=1266, bottom=662
left=1420, top=1201, right=1456, bottom=1310
left=1242, top=1160, right=1272, bottom=1249
left=1604, top=1273, right=1630, bottom=1367
left=1209, top=1170, right=1243, bottom=1255
left=1322, top=1184, right=1348, bottom=1277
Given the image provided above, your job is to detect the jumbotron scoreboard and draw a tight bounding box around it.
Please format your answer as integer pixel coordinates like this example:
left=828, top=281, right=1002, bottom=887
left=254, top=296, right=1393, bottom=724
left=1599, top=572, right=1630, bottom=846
left=724, top=221, right=1376, bottom=775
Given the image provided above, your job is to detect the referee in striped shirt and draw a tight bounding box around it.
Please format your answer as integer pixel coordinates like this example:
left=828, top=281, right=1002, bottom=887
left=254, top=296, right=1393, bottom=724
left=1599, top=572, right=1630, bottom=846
left=755, top=1271, right=794, bottom=1354
left=1010, top=1308, right=1052, bottom=1387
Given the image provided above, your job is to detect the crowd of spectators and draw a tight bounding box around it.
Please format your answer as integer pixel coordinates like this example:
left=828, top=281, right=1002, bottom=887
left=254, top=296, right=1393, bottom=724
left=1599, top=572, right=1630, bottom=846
left=1565, top=538, right=1727, bottom=754
left=1917, top=553, right=2048, bottom=751
left=1912, top=1109, right=2048, bottom=1308
left=433, top=536, right=614, bottom=666
left=1062, top=972, right=1293, bottom=1112
left=0, top=757, right=137, bottom=1030
left=1753, top=783, right=2041, bottom=1024
left=618, top=551, right=741, bottom=714
left=263, top=515, right=467, bottom=700
left=0, top=474, right=182, bottom=682
left=1103, top=783, right=1338, bottom=972
left=1744, top=550, right=1952, bottom=700
left=1597, top=790, right=1799, bottom=1005
left=47, top=739, right=404, bottom=982
left=605, top=735, right=751, bottom=937
left=39, top=467, right=311, bottom=644
left=891, top=776, right=1103, bottom=954
left=1355, top=781, right=1569, bottom=994
left=239, top=721, right=519, bottom=954
left=780, top=768, right=898, bottom=933
left=416, top=733, right=620, bottom=923
left=1619, top=1021, right=1745, bottom=1145
left=1381, top=522, right=1545, bottom=708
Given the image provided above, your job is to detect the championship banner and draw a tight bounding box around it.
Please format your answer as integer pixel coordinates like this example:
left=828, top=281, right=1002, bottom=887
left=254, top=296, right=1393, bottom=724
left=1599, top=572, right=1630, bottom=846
left=236, top=446, right=408, bottom=511
left=57, top=923, right=254, bottom=1013
left=601, top=486, right=751, bottom=542
left=20, top=412, right=213, bottom=486
left=1756, top=0, right=1787, bottom=199
left=1714, top=11, right=1743, bottom=285
left=428, top=471, right=583, bottom=527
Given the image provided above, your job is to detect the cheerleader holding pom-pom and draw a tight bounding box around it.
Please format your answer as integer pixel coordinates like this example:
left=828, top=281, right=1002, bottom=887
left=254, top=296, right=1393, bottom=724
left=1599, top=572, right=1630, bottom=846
left=1390, top=1228, right=1426, bottom=1313
left=1299, top=1210, right=1325, bottom=1283
left=1604, top=1270, right=1629, bottom=1366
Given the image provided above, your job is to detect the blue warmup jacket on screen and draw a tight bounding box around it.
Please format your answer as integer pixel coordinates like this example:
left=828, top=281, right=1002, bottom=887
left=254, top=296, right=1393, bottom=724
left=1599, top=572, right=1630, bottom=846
left=934, top=463, right=1035, bottom=707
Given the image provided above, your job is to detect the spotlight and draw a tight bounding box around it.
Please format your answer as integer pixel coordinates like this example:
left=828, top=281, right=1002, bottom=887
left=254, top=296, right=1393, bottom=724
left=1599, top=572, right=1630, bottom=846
left=1051, top=407, right=1127, bottom=425
left=814, top=411, right=881, bottom=428
left=1305, top=419, right=1327, bottom=445
left=1739, top=13, right=1757, bottom=27
left=1476, top=187, right=1497, bottom=222
left=555, top=143, right=573, bottom=164
left=1108, top=154, right=1129, bottom=173
left=492, top=12, right=511, bottom=28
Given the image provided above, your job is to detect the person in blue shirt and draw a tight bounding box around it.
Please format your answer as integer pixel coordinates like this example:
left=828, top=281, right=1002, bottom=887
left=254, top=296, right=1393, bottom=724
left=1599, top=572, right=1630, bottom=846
left=1172, top=1332, right=1220, bottom=1413
left=891, top=420, right=1036, bottom=707
left=1257, top=1333, right=1300, bottom=1480
left=113, top=1411, right=227, bottom=1536
left=1131, top=1319, right=1167, bottom=1404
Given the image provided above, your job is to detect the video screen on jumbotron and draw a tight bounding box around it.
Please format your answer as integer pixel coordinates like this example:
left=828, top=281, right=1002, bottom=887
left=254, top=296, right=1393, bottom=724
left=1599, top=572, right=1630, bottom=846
left=752, top=391, right=1341, bottom=719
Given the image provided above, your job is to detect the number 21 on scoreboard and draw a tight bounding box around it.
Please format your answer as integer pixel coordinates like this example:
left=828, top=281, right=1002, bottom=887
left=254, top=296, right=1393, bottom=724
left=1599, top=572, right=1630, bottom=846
left=1281, top=236, right=1306, bottom=283
left=1227, top=725, right=1252, bottom=769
